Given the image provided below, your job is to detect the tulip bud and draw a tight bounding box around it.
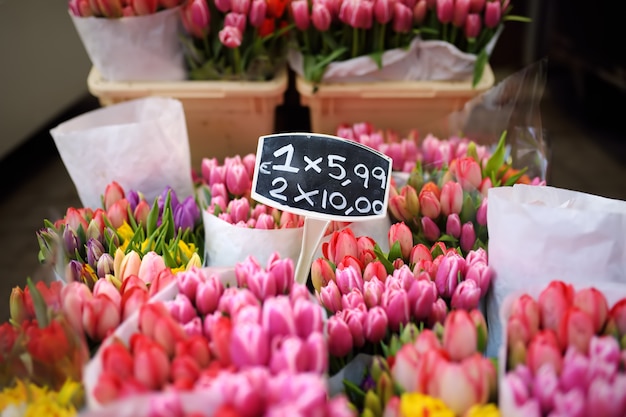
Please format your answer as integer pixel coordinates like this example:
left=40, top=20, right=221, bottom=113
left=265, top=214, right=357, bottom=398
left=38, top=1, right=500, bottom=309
left=131, top=0, right=157, bottom=15
left=436, top=0, right=453, bottom=23
left=573, top=287, right=609, bottom=334
left=103, top=181, right=125, bottom=211
left=83, top=294, right=122, bottom=342
left=388, top=222, right=413, bottom=261
left=373, top=0, right=393, bottom=24
left=312, top=2, right=332, bottom=30
left=443, top=309, right=477, bottom=361
left=451, top=279, right=481, bottom=310
left=452, top=0, right=469, bottom=26
left=526, top=330, right=563, bottom=375
left=291, top=0, right=310, bottom=30
left=97, top=253, right=115, bottom=279
left=392, top=1, right=413, bottom=32
left=445, top=213, right=462, bottom=239
left=460, top=222, right=476, bottom=252
left=318, top=280, right=342, bottom=313
left=196, top=275, right=225, bottom=316
left=133, top=338, right=171, bottom=390
left=248, top=0, right=267, bottom=27
left=339, top=0, right=374, bottom=29
left=382, top=287, right=410, bottom=332
left=364, top=306, right=389, bottom=343
left=484, top=0, right=500, bottom=28
left=327, top=315, right=354, bottom=357
left=407, top=278, right=437, bottom=320
left=413, top=0, right=427, bottom=23
left=293, top=297, right=324, bottom=338
left=219, top=26, right=243, bottom=48
left=230, top=322, right=270, bottom=368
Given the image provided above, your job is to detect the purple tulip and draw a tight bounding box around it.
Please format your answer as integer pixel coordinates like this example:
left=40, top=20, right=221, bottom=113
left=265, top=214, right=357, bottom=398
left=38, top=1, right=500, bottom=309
left=174, top=195, right=200, bottom=230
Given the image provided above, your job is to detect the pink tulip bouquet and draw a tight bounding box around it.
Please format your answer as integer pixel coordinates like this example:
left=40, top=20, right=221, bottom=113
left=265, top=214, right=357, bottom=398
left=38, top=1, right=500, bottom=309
left=67, top=0, right=187, bottom=81
left=386, top=133, right=545, bottom=254
left=179, top=0, right=292, bottom=80
left=88, top=254, right=332, bottom=410
left=335, top=309, right=497, bottom=417
left=287, top=0, right=527, bottom=84
left=501, top=280, right=626, bottom=417
left=312, top=223, right=493, bottom=374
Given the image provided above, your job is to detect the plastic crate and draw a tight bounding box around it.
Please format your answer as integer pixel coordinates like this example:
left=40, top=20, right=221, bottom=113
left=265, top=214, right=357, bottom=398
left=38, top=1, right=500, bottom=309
left=296, top=65, right=495, bottom=137
left=87, top=67, right=288, bottom=168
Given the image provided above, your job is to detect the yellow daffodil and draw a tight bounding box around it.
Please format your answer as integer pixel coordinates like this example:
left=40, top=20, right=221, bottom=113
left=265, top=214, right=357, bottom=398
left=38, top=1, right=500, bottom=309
left=465, top=404, right=500, bottom=417
left=0, top=379, right=80, bottom=417
left=399, top=393, right=455, bottom=417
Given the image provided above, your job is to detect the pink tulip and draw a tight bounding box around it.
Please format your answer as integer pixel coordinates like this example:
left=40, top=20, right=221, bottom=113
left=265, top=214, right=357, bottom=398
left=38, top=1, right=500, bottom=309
left=248, top=0, right=266, bottom=26
left=228, top=288, right=261, bottom=317
left=451, top=279, right=481, bottom=310
left=176, top=268, right=202, bottom=302
left=247, top=270, right=278, bottom=300
left=407, top=278, right=437, bottom=320
left=225, top=161, right=252, bottom=195
left=304, top=332, right=328, bottom=373
left=587, top=335, right=620, bottom=382
left=323, top=228, right=359, bottom=265
left=440, top=182, right=463, bottom=217
left=133, top=338, right=171, bottom=390
left=139, top=302, right=187, bottom=356
left=530, top=364, right=558, bottom=413
left=392, top=344, right=422, bottom=393
left=464, top=261, right=492, bottom=296
left=318, top=280, right=342, bottom=313
left=443, top=309, right=477, bottom=361
left=119, top=250, right=142, bottom=281
left=437, top=353, right=491, bottom=415
left=465, top=247, right=487, bottom=266
left=147, top=392, right=185, bottom=417
left=476, top=197, right=488, bottom=226
left=445, top=213, right=462, bottom=239
left=149, top=269, right=176, bottom=297
left=363, top=261, right=387, bottom=282
left=103, top=182, right=125, bottom=211
left=558, top=306, right=595, bottom=353
left=436, top=0, right=453, bottom=23
left=374, top=0, right=394, bottom=24
left=342, top=289, right=367, bottom=311
left=230, top=322, right=270, bottom=367
left=225, top=12, right=248, bottom=34
left=419, top=188, right=441, bottom=219
left=83, top=294, right=121, bottom=342
left=452, top=0, right=469, bottom=26
left=61, top=282, right=93, bottom=334
left=335, top=265, right=364, bottom=295
left=262, top=296, right=296, bottom=339
left=559, top=347, right=589, bottom=393
left=382, top=287, right=410, bottom=331
left=93, top=279, right=121, bottom=309
left=107, top=199, right=129, bottom=229
left=101, top=342, right=134, bottom=380
left=176, top=335, right=211, bottom=368
left=451, top=157, right=482, bottom=191
left=131, top=0, right=157, bottom=14
left=137, top=251, right=167, bottom=284
left=171, top=354, right=201, bottom=386
left=166, top=294, right=197, bottom=325
left=412, top=0, right=427, bottom=23
left=219, top=26, right=243, bottom=48
left=587, top=377, right=626, bottom=417
left=469, top=0, right=484, bottom=12
left=270, top=336, right=308, bottom=373
left=327, top=315, right=353, bottom=357
left=484, top=0, right=500, bottom=28
left=266, top=255, right=293, bottom=294
left=435, top=253, right=465, bottom=299
left=392, top=1, right=412, bottom=32
left=573, top=287, right=609, bottom=334
left=421, top=216, right=441, bottom=242
left=339, top=0, right=374, bottom=29
left=121, top=274, right=147, bottom=296
left=460, top=221, right=476, bottom=252
left=121, top=287, right=149, bottom=321
left=538, top=280, right=574, bottom=333
left=195, top=275, right=224, bottom=316
left=388, top=222, right=413, bottom=261
left=428, top=297, right=448, bottom=326
left=291, top=0, right=310, bottom=30
left=504, top=372, right=529, bottom=407
left=364, top=306, right=389, bottom=343
left=552, top=388, right=586, bottom=417
left=293, top=298, right=324, bottom=338
left=363, top=277, right=385, bottom=308
left=232, top=304, right=261, bottom=326
left=312, top=2, right=332, bottom=30
left=526, top=330, right=563, bottom=375
left=343, top=308, right=367, bottom=347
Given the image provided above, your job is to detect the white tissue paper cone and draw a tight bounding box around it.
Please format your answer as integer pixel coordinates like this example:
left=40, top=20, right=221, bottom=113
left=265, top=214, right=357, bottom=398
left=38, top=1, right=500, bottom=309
left=70, top=7, right=186, bottom=81
left=51, top=97, right=195, bottom=209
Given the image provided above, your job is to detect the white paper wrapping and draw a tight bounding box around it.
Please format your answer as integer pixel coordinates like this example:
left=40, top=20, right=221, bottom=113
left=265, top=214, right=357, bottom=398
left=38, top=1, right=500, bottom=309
left=497, top=281, right=626, bottom=417
left=486, top=184, right=626, bottom=357
left=202, top=211, right=305, bottom=268
left=288, top=32, right=501, bottom=84
left=70, top=8, right=186, bottom=81
left=82, top=267, right=236, bottom=410
left=50, top=97, right=195, bottom=209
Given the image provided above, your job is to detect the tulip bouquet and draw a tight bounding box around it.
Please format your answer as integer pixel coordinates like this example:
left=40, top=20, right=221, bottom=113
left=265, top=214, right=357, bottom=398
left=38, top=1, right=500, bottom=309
left=287, top=0, right=527, bottom=84
left=312, top=224, right=493, bottom=374
left=179, top=0, right=292, bottom=80
left=0, top=279, right=88, bottom=416
left=336, top=122, right=493, bottom=173
left=37, top=181, right=204, bottom=286
left=335, top=309, right=497, bottom=417
left=387, top=133, right=544, bottom=253
left=88, top=254, right=331, bottom=409
left=501, top=280, right=626, bottom=417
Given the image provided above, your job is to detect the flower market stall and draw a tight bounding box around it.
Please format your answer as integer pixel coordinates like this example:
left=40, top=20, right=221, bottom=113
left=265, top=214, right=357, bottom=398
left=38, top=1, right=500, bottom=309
left=3, top=1, right=626, bottom=417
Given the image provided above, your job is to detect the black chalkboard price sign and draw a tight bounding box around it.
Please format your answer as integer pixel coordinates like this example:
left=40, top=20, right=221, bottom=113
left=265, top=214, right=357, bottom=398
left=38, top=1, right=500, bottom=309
left=251, top=133, right=393, bottom=222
